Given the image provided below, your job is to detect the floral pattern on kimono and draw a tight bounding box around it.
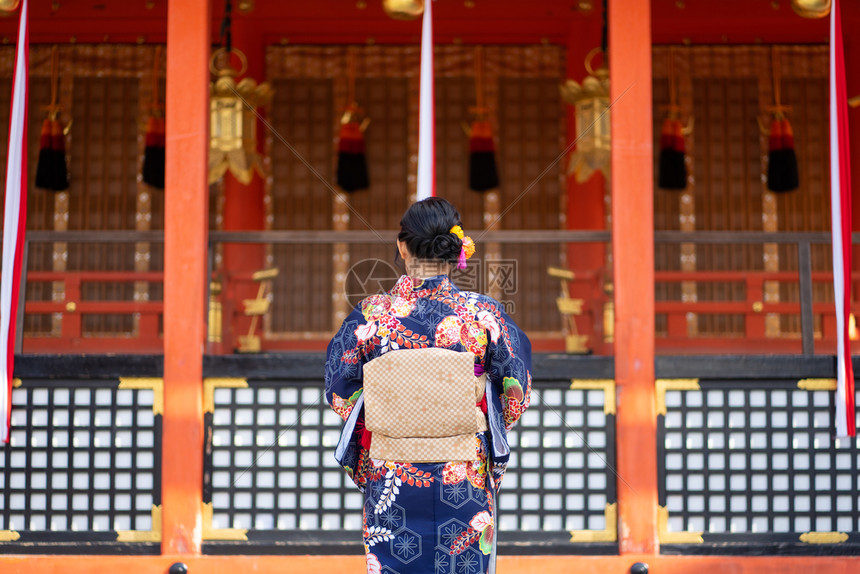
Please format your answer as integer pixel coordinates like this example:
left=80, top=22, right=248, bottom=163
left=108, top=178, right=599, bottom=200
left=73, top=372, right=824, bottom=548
left=325, top=274, right=531, bottom=574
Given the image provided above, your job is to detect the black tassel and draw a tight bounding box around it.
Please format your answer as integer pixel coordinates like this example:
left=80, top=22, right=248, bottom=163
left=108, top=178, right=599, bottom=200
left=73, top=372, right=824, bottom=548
left=657, top=118, right=687, bottom=190
left=35, top=117, right=69, bottom=192
left=336, top=121, right=369, bottom=192
left=468, top=120, right=499, bottom=192
left=142, top=116, right=166, bottom=189
left=766, top=118, right=799, bottom=193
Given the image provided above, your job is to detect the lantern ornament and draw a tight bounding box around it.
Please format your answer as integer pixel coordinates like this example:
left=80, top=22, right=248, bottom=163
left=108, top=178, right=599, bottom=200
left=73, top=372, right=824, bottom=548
left=560, top=47, right=611, bottom=183
left=209, top=48, right=273, bottom=185
left=383, top=0, right=424, bottom=20
left=791, top=0, right=830, bottom=18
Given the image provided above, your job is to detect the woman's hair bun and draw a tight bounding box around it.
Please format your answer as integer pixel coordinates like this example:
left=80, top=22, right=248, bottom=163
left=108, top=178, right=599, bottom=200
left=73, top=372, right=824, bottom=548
left=397, top=197, right=463, bottom=264
left=430, top=232, right=461, bottom=261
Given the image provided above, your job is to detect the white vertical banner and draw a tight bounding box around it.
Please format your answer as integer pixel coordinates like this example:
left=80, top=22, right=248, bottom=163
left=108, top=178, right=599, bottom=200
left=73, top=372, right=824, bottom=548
left=416, top=0, right=435, bottom=201
left=1, top=0, right=28, bottom=442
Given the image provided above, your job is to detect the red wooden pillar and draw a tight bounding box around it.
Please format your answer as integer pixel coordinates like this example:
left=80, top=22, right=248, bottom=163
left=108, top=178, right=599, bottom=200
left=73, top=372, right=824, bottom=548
left=221, top=19, right=267, bottom=352
left=565, top=14, right=609, bottom=354
left=163, top=0, right=210, bottom=556
left=609, top=0, right=658, bottom=555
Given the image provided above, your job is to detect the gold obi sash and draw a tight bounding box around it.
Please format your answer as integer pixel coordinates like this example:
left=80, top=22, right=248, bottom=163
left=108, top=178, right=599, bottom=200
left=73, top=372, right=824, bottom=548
left=363, top=348, right=488, bottom=463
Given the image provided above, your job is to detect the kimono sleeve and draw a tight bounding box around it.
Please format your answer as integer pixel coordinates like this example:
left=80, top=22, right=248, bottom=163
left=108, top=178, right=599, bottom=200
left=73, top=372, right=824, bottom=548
left=482, top=301, right=532, bottom=431
left=324, top=304, right=367, bottom=421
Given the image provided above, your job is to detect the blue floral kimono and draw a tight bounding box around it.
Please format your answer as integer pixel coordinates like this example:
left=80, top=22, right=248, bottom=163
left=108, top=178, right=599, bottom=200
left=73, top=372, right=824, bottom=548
left=325, top=274, right=531, bottom=574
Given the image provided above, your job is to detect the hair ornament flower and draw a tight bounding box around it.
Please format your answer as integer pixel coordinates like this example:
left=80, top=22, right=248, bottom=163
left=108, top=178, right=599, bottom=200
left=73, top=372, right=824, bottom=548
left=450, top=225, right=475, bottom=269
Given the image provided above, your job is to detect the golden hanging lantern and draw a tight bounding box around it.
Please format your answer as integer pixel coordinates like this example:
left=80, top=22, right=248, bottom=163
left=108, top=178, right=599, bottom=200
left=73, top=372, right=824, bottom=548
left=560, top=47, right=611, bottom=183
left=209, top=48, right=273, bottom=185
left=0, top=0, right=21, bottom=12
left=791, top=0, right=830, bottom=18
left=383, top=0, right=424, bottom=20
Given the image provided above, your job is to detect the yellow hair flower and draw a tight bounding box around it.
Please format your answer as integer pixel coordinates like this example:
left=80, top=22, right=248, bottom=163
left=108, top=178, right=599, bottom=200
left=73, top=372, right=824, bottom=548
left=449, top=225, right=465, bottom=240
left=462, top=236, right=476, bottom=259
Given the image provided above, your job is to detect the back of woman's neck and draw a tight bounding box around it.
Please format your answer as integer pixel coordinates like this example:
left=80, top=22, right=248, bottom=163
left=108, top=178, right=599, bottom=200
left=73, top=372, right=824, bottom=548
left=407, top=263, right=450, bottom=280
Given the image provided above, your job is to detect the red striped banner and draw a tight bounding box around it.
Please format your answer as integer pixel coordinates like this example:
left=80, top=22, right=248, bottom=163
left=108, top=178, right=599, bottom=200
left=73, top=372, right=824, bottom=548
left=829, top=0, right=855, bottom=438
left=1, top=0, right=28, bottom=443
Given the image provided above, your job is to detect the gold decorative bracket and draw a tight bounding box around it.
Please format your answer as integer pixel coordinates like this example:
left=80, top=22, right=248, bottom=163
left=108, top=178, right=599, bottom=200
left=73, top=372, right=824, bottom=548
left=549, top=266, right=589, bottom=353
left=655, top=378, right=700, bottom=416
left=237, top=334, right=262, bottom=353
left=0, top=530, right=20, bottom=542
left=569, top=502, right=617, bottom=542
left=209, top=280, right=223, bottom=344
left=12, top=378, right=21, bottom=388
left=204, top=377, right=249, bottom=414
left=202, top=501, right=249, bottom=541
left=799, top=531, right=848, bottom=544
left=556, top=297, right=584, bottom=315
left=570, top=379, right=616, bottom=415
left=797, top=378, right=837, bottom=391
left=252, top=268, right=279, bottom=282
left=239, top=267, right=279, bottom=353
left=118, top=377, right=164, bottom=416
left=658, top=505, right=703, bottom=544
left=116, top=504, right=161, bottom=543
left=547, top=266, right=575, bottom=281
left=564, top=335, right=589, bottom=353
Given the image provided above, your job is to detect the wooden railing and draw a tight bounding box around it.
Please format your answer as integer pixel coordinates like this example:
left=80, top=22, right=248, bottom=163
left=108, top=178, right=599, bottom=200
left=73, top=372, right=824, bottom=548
left=15, top=231, right=164, bottom=354
left=654, top=231, right=856, bottom=355
left=8, top=230, right=858, bottom=355
left=655, top=269, right=854, bottom=354
left=23, top=270, right=164, bottom=353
